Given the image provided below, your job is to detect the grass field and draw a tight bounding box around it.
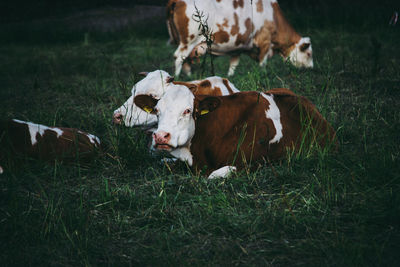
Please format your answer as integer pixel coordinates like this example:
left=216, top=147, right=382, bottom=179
left=1, top=1, right=399, bottom=266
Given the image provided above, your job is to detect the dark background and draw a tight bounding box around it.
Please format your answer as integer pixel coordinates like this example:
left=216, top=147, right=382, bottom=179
left=1, top=0, right=399, bottom=23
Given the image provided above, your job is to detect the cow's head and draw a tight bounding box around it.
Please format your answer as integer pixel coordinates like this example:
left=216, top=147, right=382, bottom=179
left=288, top=37, right=314, bottom=68
left=134, top=85, right=220, bottom=162
left=112, top=70, right=175, bottom=127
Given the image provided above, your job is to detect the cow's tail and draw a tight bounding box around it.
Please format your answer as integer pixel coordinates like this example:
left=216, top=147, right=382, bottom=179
left=166, top=0, right=180, bottom=45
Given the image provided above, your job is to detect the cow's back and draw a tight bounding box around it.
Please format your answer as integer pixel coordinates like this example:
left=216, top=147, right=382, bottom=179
left=268, top=88, right=337, bottom=151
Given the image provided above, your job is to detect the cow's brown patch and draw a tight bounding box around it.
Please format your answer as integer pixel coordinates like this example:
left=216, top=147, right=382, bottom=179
left=271, top=2, right=301, bottom=57
left=222, top=78, right=234, bottom=94
left=235, top=18, right=254, bottom=46
left=215, top=18, right=231, bottom=44
left=166, top=0, right=179, bottom=18
left=190, top=34, right=195, bottom=40
left=200, top=80, right=212, bottom=88
left=256, top=0, right=263, bottom=12
left=180, top=45, right=188, bottom=51
left=233, top=0, right=244, bottom=9
left=265, top=88, right=298, bottom=97
left=230, top=13, right=240, bottom=35
left=172, top=80, right=222, bottom=96
left=172, top=81, right=198, bottom=91
left=216, top=0, right=221, bottom=2
left=196, top=85, right=222, bottom=96
left=214, top=30, right=230, bottom=44
left=173, top=1, right=190, bottom=45
left=217, top=18, right=229, bottom=29
left=211, top=86, right=223, bottom=96
left=222, top=18, right=229, bottom=28
left=166, top=0, right=180, bottom=44
left=253, top=20, right=275, bottom=62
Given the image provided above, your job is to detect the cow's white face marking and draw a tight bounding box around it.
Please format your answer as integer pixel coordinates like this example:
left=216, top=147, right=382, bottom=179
left=113, top=70, right=172, bottom=127
left=261, top=93, right=283, bottom=144
left=13, top=119, right=63, bottom=145
left=152, top=85, right=196, bottom=161
left=288, top=37, right=314, bottom=68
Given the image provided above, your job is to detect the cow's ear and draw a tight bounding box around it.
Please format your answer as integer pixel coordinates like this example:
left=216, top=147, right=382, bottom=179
left=196, top=96, right=221, bottom=117
left=186, top=83, right=198, bottom=94
left=138, top=72, right=149, bottom=77
left=166, top=76, right=175, bottom=83
left=134, top=95, right=159, bottom=114
left=300, top=42, right=311, bottom=52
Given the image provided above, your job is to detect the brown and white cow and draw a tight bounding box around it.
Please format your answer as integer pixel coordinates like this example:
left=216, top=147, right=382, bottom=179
left=167, top=0, right=313, bottom=76
left=0, top=119, right=101, bottom=173
left=134, top=85, right=336, bottom=178
left=112, top=69, right=239, bottom=127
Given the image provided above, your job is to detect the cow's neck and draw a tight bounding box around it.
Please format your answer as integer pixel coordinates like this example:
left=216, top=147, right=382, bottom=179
left=271, top=2, right=301, bottom=58
left=191, top=93, right=255, bottom=171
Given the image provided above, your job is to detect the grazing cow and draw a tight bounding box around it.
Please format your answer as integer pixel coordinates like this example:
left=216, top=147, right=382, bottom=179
left=134, top=85, right=336, bottom=178
left=112, top=69, right=239, bottom=127
left=166, top=0, right=313, bottom=76
left=0, top=119, right=101, bottom=173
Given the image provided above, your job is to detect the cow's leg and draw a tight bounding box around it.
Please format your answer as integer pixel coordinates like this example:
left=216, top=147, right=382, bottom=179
left=175, top=41, right=208, bottom=76
left=258, top=46, right=273, bottom=67
left=208, top=166, right=237, bottom=179
left=227, top=56, right=240, bottom=76
left=253, top=26, right=273, bottom=68
left=259, top=52, right=270, bottom=67
left=174, top=43, right=201, bottom=76
left=174, top=50, right=185, bottom=77
left=182, top=62, right=192, bottom=76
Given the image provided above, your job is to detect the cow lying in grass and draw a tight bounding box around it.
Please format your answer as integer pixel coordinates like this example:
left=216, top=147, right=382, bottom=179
left=134, top=85, right=336, bottom=178
left=167, top=0, right=313, bottom=76
left=0, top=119, right=101, bottom=174
left=113, top=70, right=239, bottom=127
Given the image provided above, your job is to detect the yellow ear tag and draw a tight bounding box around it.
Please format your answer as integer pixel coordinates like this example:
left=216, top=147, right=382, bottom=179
left=143, top=107, right=153, bottom=113
left=200, top=110, right=209, bottom=115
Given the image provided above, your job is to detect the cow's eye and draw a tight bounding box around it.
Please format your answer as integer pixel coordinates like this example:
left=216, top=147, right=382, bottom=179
left=183, top=109, right=191, bottom=115
left=154, top=108, right=159, bottom=114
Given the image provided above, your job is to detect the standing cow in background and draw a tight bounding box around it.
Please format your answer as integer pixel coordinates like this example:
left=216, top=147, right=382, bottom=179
left=167, top=0, right=313, bottom=76
left=112, top=70, right=239, bottom=127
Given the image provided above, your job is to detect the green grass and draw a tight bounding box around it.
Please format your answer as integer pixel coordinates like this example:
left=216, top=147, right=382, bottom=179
left=1, top=3, right=400, bottom=266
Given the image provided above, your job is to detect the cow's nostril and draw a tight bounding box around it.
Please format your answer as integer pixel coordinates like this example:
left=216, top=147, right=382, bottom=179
left=164, top=133, right=170, bottom=139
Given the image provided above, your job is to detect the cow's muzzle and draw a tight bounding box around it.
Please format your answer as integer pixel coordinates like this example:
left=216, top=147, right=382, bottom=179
left=112, top=112, right=123, bottom=125
left=153, top=131, right=173, bottom=150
